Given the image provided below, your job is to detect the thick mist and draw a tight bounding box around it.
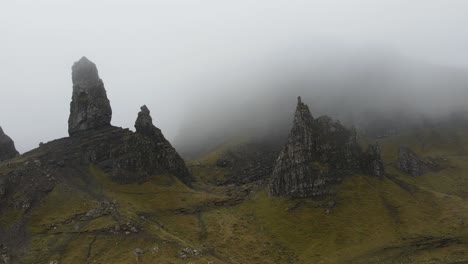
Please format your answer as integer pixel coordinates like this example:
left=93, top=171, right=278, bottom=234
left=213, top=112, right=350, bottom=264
left=1, top=1, right=468, bottom=154
left=175, top=48, right=468, bottom=156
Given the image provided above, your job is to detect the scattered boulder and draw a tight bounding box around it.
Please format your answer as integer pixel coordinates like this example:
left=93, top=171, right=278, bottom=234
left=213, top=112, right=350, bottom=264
left=269, top=97, right=362, bottom=198
left=68, top=57, right=112, bottom=135
left=0, top=126, right=19, bottom=162
left=134, top=248, right=144, bottom=256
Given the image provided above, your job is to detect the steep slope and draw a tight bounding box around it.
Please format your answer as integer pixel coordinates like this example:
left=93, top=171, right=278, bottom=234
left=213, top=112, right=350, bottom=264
left=2, top=115, right=468, bottom=263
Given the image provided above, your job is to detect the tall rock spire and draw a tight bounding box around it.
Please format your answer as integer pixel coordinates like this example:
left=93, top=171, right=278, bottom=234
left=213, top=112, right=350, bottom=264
left=68, top=57, right=112, bottom=135
left=0, top=126, right=19, bottom=162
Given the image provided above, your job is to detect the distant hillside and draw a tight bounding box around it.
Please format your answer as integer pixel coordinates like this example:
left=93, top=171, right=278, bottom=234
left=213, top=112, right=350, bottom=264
left=175, top=53, right=468, bottom=158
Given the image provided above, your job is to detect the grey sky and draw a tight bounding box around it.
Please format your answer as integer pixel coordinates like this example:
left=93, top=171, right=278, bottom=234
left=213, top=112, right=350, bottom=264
left=1, top=0, right=468, bottom=153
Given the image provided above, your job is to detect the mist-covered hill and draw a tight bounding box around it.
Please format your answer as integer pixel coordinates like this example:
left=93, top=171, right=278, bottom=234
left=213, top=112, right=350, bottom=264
left=175, top=50, right=468, bottom=157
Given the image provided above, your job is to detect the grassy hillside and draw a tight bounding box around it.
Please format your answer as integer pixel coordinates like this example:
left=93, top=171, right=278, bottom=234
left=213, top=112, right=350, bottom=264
left=2, top=127, right=468, bottom=263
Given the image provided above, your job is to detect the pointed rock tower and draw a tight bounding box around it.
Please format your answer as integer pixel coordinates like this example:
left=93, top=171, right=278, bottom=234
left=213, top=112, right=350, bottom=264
left=125, top=105, right=193, bottom=185
left=0, top=126, right=19, bottom=162
left=68, top=57, right=112, bottom=135
left=269, top=97, right=364, bottom=198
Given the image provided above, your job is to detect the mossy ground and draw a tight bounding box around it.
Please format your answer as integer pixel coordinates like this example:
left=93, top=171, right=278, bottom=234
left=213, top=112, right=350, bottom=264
left=4, top=127, right=468, bottom=263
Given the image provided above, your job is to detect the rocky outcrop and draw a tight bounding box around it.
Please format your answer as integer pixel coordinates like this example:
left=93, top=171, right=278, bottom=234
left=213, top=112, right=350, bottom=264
left=396, top=146, right=425, bottom=176
left=114, top=105, right=193, bottom=185
left=269, top=97, right=363, bottom=198
left=65, top=58, right=192, bottom=184
left=361, top=144, right=385, bottom=177
left=68, top=57, right=112, bottom=136
left=0, top=126, right=19, bottom=162
left=134, top=105, right=164, bottom=141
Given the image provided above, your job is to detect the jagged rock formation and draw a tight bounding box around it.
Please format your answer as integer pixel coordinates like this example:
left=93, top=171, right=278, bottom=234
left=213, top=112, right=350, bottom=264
left=0, top=126, right=19, bottom=162
left=269, top=97, right=364, bottom=198
left=68, top=57, right=112, bottom=136
left=117, top=105, right=193, bottom=185
left=361, top=144, right=385, bottom=177
left=66, top=58, right=191, bottom=184
left=396, top=146, right=425, bottom=176
left=0, top=58, right=194, bottom=262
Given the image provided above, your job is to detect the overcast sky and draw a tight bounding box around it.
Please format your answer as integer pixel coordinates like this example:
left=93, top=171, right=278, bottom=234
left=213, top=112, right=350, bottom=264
left=1, top=0, right=468, bottom=153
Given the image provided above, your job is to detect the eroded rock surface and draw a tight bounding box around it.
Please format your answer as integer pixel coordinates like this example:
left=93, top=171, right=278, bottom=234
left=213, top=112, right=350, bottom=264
left=396, top=146, right=425, bottom=176
left=0, top=126, right=19, bottom=162
left=68, top=57, right=112, bottom=135
left=269, top=97, right=363, bottom=198
left=361, top=144, right=385, bottom=177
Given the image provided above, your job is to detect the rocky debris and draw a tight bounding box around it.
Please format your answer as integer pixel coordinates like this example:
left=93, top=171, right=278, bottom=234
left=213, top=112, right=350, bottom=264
left=134, top=248, right=144, bottom=257
left=269, top=97, right=363, bottom=198
left=49, top=260, right=59, bottom=264
left=396, top=146, right=425, bottom=176
left=178, top=247, right=202, bottom=259
left=0, top=127, right=19, bottom=162
left=68, top=57, right=112, bottom=136
left=0, top=244, right=10, bottom=264
left=79, top=201, right=118, bottom=221
left=361, top=144, right=385, bottom=177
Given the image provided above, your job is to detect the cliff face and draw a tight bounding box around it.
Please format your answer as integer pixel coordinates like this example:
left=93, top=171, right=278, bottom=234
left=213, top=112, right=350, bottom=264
left=269, top=97, right=362, bottom=198
left=68, top=57, right=112, bottom=136
left=269, top=97, right=384, bottom=198
left=0, top=126, right=19, bottom=162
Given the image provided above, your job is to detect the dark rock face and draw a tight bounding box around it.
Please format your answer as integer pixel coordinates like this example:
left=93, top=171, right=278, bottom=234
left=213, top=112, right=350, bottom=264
left=134, top=105, right=164, bottom=141
left=361, top=144, right=385, bottom=177
left=396, top=146, right=425, bottom=176
left=68, top=57, right=112, bottom=136
left=269, top=97, right=363, bottom=198
left=121, top=105, right=193, bottom=185
left=0, top=126, right=19, bottom=162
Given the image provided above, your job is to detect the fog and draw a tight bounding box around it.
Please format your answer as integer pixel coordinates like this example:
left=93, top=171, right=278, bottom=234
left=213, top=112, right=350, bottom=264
left=1, top=1, right=468, bottom=155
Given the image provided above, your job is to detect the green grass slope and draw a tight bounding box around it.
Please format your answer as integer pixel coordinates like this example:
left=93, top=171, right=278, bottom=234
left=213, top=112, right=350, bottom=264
left=2, top=127, right=468, bottom=263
